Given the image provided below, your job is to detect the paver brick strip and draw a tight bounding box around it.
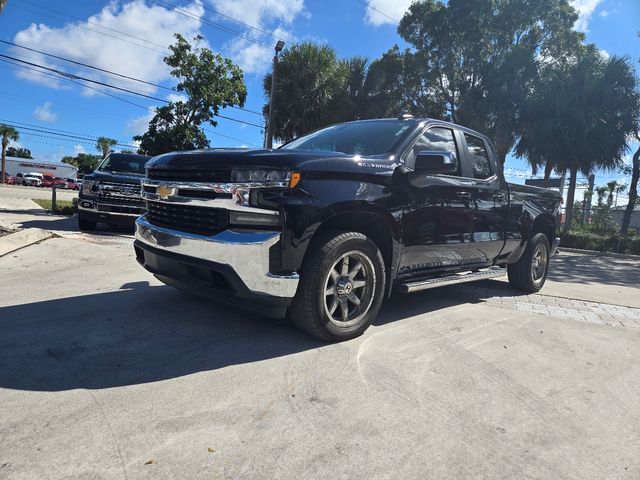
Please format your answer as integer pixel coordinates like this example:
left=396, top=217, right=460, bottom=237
left=445, top=283, right=640, bottom=329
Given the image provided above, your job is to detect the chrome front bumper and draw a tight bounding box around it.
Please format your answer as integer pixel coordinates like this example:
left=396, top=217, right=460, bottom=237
left=135, top=215, right=299, bottom=298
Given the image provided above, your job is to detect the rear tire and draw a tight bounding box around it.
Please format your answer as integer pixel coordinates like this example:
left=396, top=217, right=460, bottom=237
left=508, top=233, right=550, bottom=292
left=78, top=216, right=97, bottom=231
left=289, top=231, right=385, bottom=342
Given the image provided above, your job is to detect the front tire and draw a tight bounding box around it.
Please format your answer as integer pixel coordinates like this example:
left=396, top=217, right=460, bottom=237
left=289, top=231, right=386, bottom=342
left=508, top=233, right=550, bottom=292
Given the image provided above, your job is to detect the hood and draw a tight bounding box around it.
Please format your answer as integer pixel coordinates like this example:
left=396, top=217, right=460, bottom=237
left=87, top=169, right=144, bottom=184
left=146, top=148, right=374, bottom=172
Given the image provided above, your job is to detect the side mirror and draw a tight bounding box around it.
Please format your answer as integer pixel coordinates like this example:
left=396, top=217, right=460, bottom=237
left=414, top=151, right=457, bottom=175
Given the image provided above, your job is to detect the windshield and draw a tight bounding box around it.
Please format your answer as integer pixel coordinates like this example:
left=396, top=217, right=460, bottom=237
left=281, top=120, right=415, bottom=156
left=98, top=154, right=149, bottom=175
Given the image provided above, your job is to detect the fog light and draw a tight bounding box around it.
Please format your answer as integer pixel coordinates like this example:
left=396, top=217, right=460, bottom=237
left=229, top=211, right=281, bottom=227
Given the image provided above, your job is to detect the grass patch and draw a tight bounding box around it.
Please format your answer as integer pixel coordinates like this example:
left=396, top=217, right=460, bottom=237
left=32, top=198, right=77, bottom=216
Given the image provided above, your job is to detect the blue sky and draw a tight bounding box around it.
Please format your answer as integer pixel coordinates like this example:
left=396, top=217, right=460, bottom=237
left=0, top=0, right=638, bottom=199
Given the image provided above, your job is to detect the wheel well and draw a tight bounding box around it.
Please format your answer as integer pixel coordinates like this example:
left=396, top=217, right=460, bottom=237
left=309, top=211, right=393, bottom=272
left=532, top=214, right=555, bottom=247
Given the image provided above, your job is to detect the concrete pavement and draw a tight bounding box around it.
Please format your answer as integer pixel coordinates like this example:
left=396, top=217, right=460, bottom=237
left=1, top=194, right=640, bottom=479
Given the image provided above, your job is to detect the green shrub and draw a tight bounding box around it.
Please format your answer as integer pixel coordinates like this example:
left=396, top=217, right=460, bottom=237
left=561, top=230, right=640, bottom=255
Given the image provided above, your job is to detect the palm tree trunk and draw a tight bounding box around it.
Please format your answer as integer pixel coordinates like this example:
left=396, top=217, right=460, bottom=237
left=620, top=144, right=640, bottom=236
left=563, top=166, right=578, bottom=233
left=543, top=161, right=554, bottom=188
left=1, top=143, right=6, bottom=185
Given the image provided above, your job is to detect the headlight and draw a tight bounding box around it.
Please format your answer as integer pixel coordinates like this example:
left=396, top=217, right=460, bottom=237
left=231, top=169, right=290, bottom=184
left=81, top=179, right=96, bottom=195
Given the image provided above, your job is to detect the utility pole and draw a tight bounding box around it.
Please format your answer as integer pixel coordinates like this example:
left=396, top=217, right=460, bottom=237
left=265, top=40, right=285, bottom=149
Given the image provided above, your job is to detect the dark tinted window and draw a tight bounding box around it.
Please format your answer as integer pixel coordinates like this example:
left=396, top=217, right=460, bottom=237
left=281, top=120, right=414, bottom=156
left=98, top=154, right=150, bottom=175
left=406, top=127, right=459, bottom=173
left=464, top=133, right=492, bottom=179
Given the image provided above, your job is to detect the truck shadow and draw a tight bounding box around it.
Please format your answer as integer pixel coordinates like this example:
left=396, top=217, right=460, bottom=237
left=0, top=280, right=483, bottom=392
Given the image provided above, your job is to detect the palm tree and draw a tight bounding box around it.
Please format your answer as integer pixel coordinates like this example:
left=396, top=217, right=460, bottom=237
left=621, top=138, right=640, bottom=236
left=1, top=124, right=19, bottom=184
left=0, top=1, right=8, bottom=12
left=263, top=42, right=346, bottom=143
left=96, top=137, right=117, bottom=159
left=516, top=45, right=639, bottom=232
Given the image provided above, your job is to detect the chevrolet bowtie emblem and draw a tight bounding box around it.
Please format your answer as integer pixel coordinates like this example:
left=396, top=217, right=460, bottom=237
left=156, top=185, right=175, bottom=199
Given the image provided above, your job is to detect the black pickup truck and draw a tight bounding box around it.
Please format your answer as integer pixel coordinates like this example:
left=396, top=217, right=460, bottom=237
left=134, top=118, right=561, bottom=341
left=78, top=153, right=150, bottom=230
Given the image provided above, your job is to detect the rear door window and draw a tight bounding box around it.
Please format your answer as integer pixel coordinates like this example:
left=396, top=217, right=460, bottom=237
left=463, top=133, right=493, bottom=179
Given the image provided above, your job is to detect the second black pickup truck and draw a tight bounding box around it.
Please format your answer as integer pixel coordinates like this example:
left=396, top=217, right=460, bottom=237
left=134, top=117, right=561, bottom=341
left=78, top=153, right=150, bottom=230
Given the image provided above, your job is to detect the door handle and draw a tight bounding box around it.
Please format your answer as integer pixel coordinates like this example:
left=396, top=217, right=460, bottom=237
left=493, top=192, right=505, bottom=201
left=456, top=191, right=472, bottom=200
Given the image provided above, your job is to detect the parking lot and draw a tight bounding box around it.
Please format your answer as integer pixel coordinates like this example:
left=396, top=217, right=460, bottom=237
left=1, top=186, right=640, bottom=479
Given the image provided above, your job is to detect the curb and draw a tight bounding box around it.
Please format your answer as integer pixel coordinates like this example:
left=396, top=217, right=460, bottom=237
left=559, top=247, right=640, bottom=261
left=0, top=228, right=55, bottom=257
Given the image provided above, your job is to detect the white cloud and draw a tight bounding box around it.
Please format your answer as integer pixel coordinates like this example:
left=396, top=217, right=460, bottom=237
left=570, top=0, right=604, bottom=32
left=364, top=0, right=412, bottom=26
left=33, top=102, right=57, bottom=122
left=12, top=0, right=205, bottom=92
left=126, top=107, right=156, bottom=136
left=208, top=0, right=304, bottom=29
left=167, top=93, right=188, bottom=104
left=208, top=0, right=305, bottom=75
left=73, top=144, right=85, bottom=155
left=599, top=9, right=610, bottom=17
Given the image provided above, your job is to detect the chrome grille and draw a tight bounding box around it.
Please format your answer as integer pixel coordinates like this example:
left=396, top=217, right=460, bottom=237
left=146, top=201, right=229, bottom=236
left=98, top=181, right=143, bottom=205
left=147, top=168, right=231, bottom=183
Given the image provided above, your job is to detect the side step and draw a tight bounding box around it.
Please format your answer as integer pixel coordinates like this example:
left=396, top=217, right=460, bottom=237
left=397, top=267, right=506, bottom=293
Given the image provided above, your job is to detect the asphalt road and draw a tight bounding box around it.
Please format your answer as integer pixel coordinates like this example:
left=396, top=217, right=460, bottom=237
left=1, top=194, right=640, bottom=480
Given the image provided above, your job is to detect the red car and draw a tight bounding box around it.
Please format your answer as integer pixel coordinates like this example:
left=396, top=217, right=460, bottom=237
left=64, top=178, right=80, bottom=190
left=41, top=174, right=67, bottom=188
left=2, top=174, right=16, bottom=184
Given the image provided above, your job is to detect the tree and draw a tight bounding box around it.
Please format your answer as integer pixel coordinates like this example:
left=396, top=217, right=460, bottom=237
left=516, top=46, right=640, bottom=232
left=264, top=42, right=446, bottom=143
left=358, top=46, right=445, bottom=120
left=135, top=34, right=247, bottom=156
left=0, top=1, right=7, bottom=12
left=6, top=146, right=32, bottom=158
left=0, top=124, right=19, bottom=183
left=62, top=153, right=101, bottom=174
left=398, top=0, right=583, bottom=164
left=621, top=138, right=640, bottom=236
left=264, top=42, right=347, bottom=143
left=96, top=137, right=117, bottom=159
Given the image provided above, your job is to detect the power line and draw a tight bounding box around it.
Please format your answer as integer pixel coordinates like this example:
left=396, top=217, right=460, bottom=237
left=1, top=39, right=173, bottom=93
left=0, top=120, right=138, bottom=149
left=15, top=0, right=170, bottom=55
left=1, top=41, right=263, bottom=117
left=355, top=0, right=401, bottom=24
left=0, top=54, right=263, bottom=128
left=191, top=0, right=286, bottom=43
left=147, top=0, right=273, bottom=49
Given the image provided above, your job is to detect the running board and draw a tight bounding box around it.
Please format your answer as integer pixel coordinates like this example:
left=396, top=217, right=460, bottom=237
left=397, top=267, right=506, bottom=293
